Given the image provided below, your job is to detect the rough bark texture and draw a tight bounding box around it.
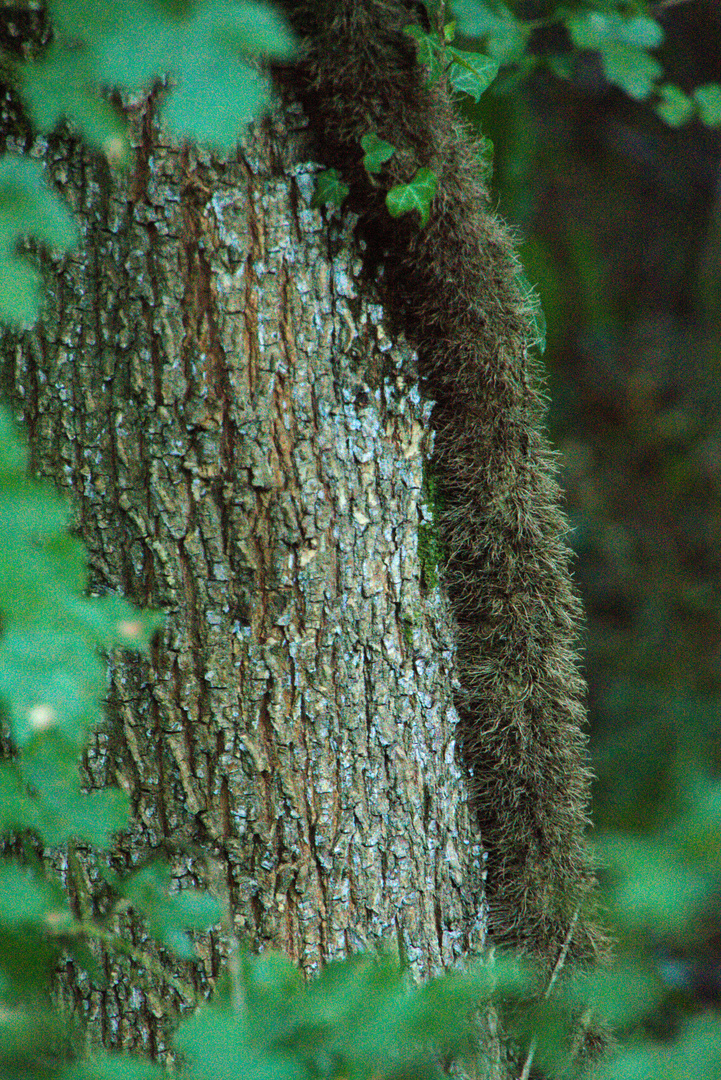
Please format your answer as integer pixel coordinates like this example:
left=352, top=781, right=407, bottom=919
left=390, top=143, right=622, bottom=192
left=277, top=0, right=607, bottom=975
left=0, top=98, right=489, bottom=1058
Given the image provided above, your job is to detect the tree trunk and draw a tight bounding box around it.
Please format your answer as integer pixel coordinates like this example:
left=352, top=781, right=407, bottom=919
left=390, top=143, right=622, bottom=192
left=1, top=96, right=490, bottom=1058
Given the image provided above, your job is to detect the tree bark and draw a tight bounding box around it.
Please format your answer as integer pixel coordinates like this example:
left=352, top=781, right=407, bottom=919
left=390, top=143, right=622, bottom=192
left=1, top=97, right=489, bottom=1058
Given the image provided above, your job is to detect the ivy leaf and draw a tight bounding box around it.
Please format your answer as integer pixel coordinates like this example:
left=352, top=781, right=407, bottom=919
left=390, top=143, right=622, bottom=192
left=0, top=763, right=43, bottom=835
left=404, top=24, right=444, bottom=82
left=0, top=628, right=104, bottom=749
left=447, top=47, right=499, bottom=101
left=96, top=0, right=295, bottom=147
left=360, top=133, right=396, bottom=175
left=0, top=863, right=69, bottom=929
left=656, top=83, right=695, bottom=128
left=452, top=1, right=530, bottom=64
left=601, top=45, right=663, bottom=102
left=17, top=41, right=128, bottom=156
left=120, top=862, right=222, bottom=959
left=568, top=12, right=663, bottom=52
left=694, top=83, right=721, bottom=127
left=0, top=155, right=78, bottom=326
left=311, top=169, right=349, bottom=210
left=386, top=167, right=438, bottom=228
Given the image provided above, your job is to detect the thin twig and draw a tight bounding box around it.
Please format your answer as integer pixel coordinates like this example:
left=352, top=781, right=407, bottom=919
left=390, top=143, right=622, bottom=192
left=518, top=905, right=581, bottom=1080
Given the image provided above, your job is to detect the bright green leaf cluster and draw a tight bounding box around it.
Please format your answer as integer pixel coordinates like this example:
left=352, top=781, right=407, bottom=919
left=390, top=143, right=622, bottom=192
left=452, top=0, right=721, bottom=130
left=567, top=11, right=663, bottom=101
left=453, top=0, right=531, bottom=64
left=14, top=0, right=295, bottom=152
left=1, top=0, right=297, bottom=330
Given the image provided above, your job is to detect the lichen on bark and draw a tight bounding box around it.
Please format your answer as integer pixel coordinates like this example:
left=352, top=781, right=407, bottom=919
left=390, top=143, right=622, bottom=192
left=0, top=97, right=488, bottom=1054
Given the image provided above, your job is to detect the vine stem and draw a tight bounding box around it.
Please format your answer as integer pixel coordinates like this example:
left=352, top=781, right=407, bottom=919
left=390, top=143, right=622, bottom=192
left=518, top=905, right=581, bottom=1080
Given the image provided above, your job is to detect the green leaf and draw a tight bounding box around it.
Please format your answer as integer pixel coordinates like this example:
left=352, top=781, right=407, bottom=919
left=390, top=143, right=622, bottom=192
left=0, top=763, right=44, bottom=835
left=78, top=592, right=163, bottom=652
left=17, top=730, right=130, bottom=846
left=0, top=256, right=44, bottom=327
left=360, top=132, right=396, bottom=175
left=47, top=0, right=143, bottom=45
left=404, top=24, right=447, bottom=84
left=163, top=61, right=271, bottom=147
left=119, top=862, right=222, bottom=959
left=0, top=628, right=105, bottom=747
left=0, top=155, right=78, bottom=326
left=176, top=1000, right=305, bottom=1080
left=567, top=12, right=664, bottom=52
left=386, top=167, right=438, bottom=228
left=242, top=949, right=302, bottom=1007
left=656, top=83, right=695, bottom=127
left=452, top=1, right=531, bottom=64
left=311, top=169, right=349, bottom=209
left=96, top=0, right=295, bottom=147
left=0, top=155, right=77, bottom=254
left=0, top=405, right=30, bottom=477
left=66, top=1054, right=165, bottom=1080
left=600, top=44, right=663, bottom=102
left=0, top=863, right=69, bottom=929
left=598, top=832, right=711, bottom=936
left=693, top=83, right=721, bottom=127
left=583, top=966, right=664, bottom=1028
left=563, top=11, right=664, bottom=102
left=17, top=41, right=128, bottom=153
left=72, top=788, right=132, bottom=847
left=447, top=46, right=499, bottom=101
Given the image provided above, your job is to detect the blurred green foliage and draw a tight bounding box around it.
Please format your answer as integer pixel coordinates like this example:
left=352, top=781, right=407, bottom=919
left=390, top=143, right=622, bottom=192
left=0, top=154, right=78, bottom=325
left=455, top=0, right=721, bottom=125
left=17, top=0, right=294, bottom=150
left=0, top=405, right=221, bottom=1077
left=0, top=0, right=294, bottom=323
left=1, top=0, right=721, bottom=1078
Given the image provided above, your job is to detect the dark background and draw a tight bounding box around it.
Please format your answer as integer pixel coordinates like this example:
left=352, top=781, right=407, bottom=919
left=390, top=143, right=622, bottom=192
left=480, top=0, right=721, bottom=1004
